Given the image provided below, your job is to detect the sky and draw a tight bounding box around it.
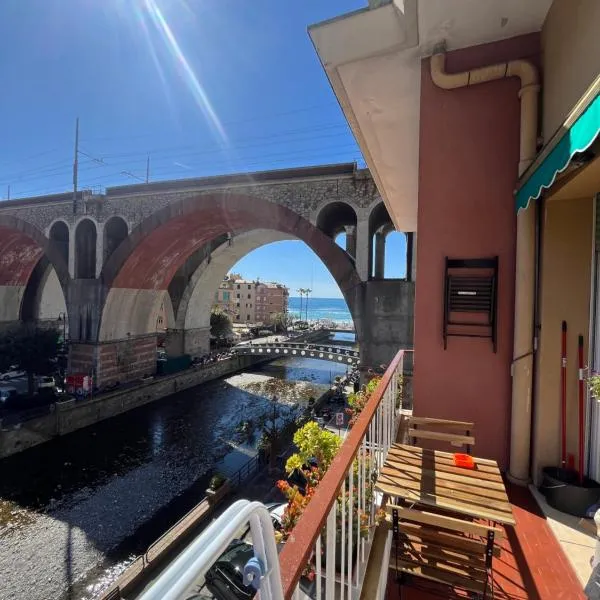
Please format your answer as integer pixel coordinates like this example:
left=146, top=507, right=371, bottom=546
left=0, top=0, right=405, bottom=298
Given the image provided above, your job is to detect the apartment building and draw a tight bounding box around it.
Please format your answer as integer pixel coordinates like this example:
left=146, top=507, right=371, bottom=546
left=214, top=274, right=288, bottom=325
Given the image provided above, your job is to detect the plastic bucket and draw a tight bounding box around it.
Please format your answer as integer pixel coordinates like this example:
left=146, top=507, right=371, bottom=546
left=540, top=466, right=600, bottom=517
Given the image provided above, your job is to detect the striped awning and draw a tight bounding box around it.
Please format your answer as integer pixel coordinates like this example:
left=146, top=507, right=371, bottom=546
left=516, top=88, right=600, bottom=212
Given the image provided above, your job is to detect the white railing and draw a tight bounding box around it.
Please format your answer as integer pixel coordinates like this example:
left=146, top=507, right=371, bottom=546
left=138, top=500, right=283, bottom=600
left=279, top=350, right=405, bottom=599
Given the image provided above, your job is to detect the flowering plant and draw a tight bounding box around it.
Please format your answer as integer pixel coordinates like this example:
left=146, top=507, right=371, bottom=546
left=275, top=422, right=385, bottom=577
left=346, top=377, right=381, bottom=428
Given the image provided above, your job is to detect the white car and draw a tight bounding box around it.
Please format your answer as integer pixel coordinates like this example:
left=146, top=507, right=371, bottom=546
left=0, top=367, right=25, bottom=381
left=37, top=376, right=56, bottom=390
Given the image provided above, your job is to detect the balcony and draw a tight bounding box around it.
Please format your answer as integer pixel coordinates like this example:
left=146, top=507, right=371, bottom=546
left=137, top=349, right=585, bottom=600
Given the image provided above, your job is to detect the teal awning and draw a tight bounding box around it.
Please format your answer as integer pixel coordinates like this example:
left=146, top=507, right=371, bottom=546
left=516, top=91, right=600, bottom=211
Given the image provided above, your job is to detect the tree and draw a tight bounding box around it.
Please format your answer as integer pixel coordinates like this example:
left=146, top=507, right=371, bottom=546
left=210, top=308, right=232, bottom=342
left=0, top=323, right=60, bottom=396
left=271, top=312, right=291, bottom=333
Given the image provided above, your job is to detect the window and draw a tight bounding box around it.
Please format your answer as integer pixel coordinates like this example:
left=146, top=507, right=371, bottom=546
left=223, top=291, right=230, bottom=301
left=248, top=285, right=251, bottom=290
left=236, top=302, right=240, bottom=307
left=237, top=293, right=240, bottom=299
left=237, top=284, right=240, bottom=289
left=236, top=315, right=240, bottom=320
left=247, top=314, right=250, bottom=320
left=247, top=293, right=251, bottom=299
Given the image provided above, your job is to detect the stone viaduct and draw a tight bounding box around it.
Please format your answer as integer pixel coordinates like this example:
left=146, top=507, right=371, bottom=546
left=0, top=163, right=415, bottom=386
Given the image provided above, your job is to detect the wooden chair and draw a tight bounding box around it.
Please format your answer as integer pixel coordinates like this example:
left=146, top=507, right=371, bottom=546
left=408, top=416, right=475, bottom=454
left=386, top=503, right=502, bottom=599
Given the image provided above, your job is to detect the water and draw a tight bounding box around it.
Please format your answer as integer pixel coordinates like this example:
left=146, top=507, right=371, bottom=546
left=288, top=296, right=352, bottom=324
left=0, top=357, right=347, bottom=600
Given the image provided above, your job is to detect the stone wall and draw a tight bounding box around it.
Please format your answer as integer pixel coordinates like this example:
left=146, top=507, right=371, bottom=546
left=0, top=355, right=270, bottom=460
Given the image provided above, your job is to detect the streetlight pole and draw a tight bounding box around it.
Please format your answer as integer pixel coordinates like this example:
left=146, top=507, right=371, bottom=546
left=305, top=289, right=311, bottom=323
left=297, top=288, right=304, bottom=325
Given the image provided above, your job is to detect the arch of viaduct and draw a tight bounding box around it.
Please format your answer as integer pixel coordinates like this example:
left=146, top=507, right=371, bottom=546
left=0, top=164, right=415, bottom=386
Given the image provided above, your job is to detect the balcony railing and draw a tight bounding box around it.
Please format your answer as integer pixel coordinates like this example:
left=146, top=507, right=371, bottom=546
left=279, top=349, right=405, bottom=599
left=132, top=350, right=405, bottom=600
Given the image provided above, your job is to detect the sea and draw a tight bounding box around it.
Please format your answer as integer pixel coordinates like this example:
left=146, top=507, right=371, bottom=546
left=287, top=296, right=352, bottom=324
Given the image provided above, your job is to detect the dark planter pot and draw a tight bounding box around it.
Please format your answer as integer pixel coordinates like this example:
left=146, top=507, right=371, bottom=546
left=540, top=466, right=600, bottom=517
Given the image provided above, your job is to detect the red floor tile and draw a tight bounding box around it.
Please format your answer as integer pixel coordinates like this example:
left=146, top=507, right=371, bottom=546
left=384, top=483, right=585, bottom=600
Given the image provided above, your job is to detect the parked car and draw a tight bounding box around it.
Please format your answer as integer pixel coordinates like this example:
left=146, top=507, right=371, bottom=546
left=0, top=386, right=18, bottom=405
left=205, top=528, right=319, bottom=600
left=37, top=376, right=56, bottom=390
left=205, top=539, right=255, bottom=600
left=0, top=366, right=25, bottom=381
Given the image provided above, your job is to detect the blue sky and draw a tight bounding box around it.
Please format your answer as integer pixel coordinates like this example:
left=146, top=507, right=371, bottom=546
left=0, top=0, right=404, bottom=298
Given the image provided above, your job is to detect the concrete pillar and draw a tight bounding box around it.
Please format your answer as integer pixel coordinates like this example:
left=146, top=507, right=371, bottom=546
left=184, top=327, right=211, bottom=356
left=355, top=219, right=371, bottom=282
left=345, top=225, right=357, bottom=260
left=96, top=225, right=104, bottom=278
left=374, top=232, right=386, bottom=279
left=164, top=329, right=185, bottom=357
left=508, top=203, right=536, bottom=484
left=68, top=224, right=76, bottom=279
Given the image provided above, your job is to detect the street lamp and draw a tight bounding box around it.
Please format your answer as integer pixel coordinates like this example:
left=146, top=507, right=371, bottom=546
left=304, top=289, right=311, bottom=323
left=297, top=288, right=305, bottom=325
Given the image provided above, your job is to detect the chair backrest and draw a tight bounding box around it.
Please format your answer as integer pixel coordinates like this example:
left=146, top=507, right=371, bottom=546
left=408, top=416, right=475, bottom=452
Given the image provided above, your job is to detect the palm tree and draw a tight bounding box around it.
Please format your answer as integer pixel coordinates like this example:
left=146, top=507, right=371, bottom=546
left=297, top=288, right=305, bottom=323
left=304, top=288, right=312, bottom=323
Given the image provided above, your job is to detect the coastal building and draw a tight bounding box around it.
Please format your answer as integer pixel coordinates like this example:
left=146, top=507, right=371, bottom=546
left=214, top=274, right=289, bottom=325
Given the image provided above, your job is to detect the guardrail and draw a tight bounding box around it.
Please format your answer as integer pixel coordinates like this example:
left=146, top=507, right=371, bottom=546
left=278, top=349, right=405, bottom=599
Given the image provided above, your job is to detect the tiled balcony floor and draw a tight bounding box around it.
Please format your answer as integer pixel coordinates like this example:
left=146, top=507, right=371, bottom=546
left=384, top=483, right=586, bottom=600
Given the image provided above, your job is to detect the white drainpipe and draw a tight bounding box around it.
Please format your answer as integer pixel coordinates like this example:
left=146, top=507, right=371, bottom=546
left=430, top=42, right=540, bottom=483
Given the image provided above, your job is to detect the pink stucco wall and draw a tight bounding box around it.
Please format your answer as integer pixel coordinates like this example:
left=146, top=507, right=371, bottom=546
left=414, top=34, right=540, bottom=469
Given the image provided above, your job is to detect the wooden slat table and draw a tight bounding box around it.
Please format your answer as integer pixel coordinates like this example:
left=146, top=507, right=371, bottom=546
left=375, top=443, right=515, bottom=526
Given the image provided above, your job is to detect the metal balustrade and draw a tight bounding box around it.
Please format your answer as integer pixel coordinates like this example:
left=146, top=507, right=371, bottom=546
left=279, top=349, right=405, bottom=599
left=232, top=342, right=360, bottom=366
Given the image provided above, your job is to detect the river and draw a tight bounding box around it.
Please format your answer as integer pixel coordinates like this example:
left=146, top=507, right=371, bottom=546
left=0, top=356, right=349, bottom=600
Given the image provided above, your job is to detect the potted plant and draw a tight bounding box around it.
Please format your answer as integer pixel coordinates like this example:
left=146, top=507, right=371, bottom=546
left=276, top=422, right=385, bottom=578
left=206, top=472, right=230, bottom=505
left=346, top=377, right=381, bottom=428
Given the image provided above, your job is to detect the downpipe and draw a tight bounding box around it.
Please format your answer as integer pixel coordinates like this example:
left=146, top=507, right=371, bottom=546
left=430, top=42, right=540, bottom=484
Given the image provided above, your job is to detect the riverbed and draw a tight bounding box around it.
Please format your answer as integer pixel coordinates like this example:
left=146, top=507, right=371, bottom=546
left=0, top=357, right=347, bottom=600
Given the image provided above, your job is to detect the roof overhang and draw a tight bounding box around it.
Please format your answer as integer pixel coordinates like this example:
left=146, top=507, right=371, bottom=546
left=310, top=0, right=553, bottom=232
left=516, top=76, right=600, bottom=210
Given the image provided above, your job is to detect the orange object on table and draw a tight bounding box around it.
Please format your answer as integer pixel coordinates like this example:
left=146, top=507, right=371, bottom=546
left=453, top=453, right=475, bottom=469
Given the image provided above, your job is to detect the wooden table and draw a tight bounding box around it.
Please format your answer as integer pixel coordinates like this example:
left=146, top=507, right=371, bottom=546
left=375, top=443, right=515, bottom=526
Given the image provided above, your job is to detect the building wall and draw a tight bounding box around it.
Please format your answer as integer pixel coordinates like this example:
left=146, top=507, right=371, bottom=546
left=256, top=283, right=289, bottom=324
left=541, top=0, right=600, bottom=142
left=533, top=196, right=593, bottom=482
left=413, top=34, right=540, bottom=468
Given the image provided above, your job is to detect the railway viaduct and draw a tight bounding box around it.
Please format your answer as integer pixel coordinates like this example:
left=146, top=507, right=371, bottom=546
left=0, top=163, right=415, bottom=386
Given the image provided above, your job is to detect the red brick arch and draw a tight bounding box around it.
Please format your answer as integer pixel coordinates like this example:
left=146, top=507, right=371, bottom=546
left=99, top=193, right=362, bottom=340
left=102, top=192, right=361, bottom=292
left=0, top=215, right=69, bottom=288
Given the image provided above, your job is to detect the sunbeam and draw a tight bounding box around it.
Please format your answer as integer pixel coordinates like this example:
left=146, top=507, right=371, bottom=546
left=139, top=0, right=228, bottom=145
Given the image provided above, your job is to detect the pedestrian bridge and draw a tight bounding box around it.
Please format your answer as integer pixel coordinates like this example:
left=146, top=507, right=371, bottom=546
left=232, top=342, right=360, bottom=366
